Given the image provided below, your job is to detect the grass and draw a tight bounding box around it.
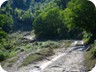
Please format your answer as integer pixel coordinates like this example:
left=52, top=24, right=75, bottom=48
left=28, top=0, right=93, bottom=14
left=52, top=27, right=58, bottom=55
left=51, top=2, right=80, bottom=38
left=84, top=45, right=96, bottom=71
left=2, top=38, right=72, bottom=68
left=36, top=48, right=54, bottom=56
left=40, top=40, right=72, bottom=49
left=20, top=54, right=42, bottom=67
left=20, top=48, right=54, bottom=67
left=18, top=40, right=72, bottom=67
left=7, top=57, right=19, bottom=67
left=1, top=56, right=19, bottom=67
left=63, top=40, right=72, bottom=48
left=24, top=40, right=68, bottom=50
left=9, top=51, right=17, bottom=58
left=41, top=41, right=60, bottom=49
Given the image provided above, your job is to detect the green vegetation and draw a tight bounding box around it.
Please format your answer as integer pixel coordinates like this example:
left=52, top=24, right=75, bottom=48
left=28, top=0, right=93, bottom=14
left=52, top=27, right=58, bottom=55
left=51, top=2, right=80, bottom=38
left=19, top=40, right=72, bottom=67
left=7, top=57, right=19, bottom=67
left=0, top=14, right=13, bottom=62
left=84, top=41, right=96, bottom=70
left=0, top=52, right=8, bottom=62
left=1, top=40, right=71, bottom=68
left=20, top=48, right=54, bottom=67
left=56, top=0, right=70, bottom=9
left=41, top=41, right=60, bottom=49
left=0, top=0, right=96, bottom=71
left=33, top=7, right=68, bottom=39
left=84, top=46, right=96, bottom=70
left=64, top=0, right=96, bottom=43
left=20, top=54, right=42, bottom=67
left=1, top=56, right=19, bottom=67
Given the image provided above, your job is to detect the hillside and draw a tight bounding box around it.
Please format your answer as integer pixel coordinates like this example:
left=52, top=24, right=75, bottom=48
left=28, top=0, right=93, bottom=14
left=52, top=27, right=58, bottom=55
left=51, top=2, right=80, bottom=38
left=0, top=0, right=96, bottom=72
left=0, top=0, right=56, bottom=31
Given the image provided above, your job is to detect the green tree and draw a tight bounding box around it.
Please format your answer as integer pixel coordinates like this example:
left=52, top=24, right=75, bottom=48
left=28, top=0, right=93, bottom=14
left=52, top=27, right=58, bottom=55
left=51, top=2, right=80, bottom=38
left=21, top=11, right=34, bottom=25
left=0, top=14, right=13, bottom=32
left=0, top=14, right=13, bottom=61
left=12, top=0, right=29, bottom=9
left=33, top=7, right=68, bottom=39
left=56, top=0, right=70, bottom=9
left=64, top=0, right=96, bottom=43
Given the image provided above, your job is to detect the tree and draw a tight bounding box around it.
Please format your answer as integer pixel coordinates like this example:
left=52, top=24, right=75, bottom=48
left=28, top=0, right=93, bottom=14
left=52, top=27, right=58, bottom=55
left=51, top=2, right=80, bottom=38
left=33, top=7, right=68, bottom=39
left=64, top=0, right=96, bottom=43
left=12, top=0, right=29, bottom=9
left=0, top=14, right=13, bottom=42
left=0, top=14, right=13, bottom=32
left=0, top=14, right=13, bottom=61
left=21, top=11, right=34, bottom=25
left=56, top=0, right=70, bottom=9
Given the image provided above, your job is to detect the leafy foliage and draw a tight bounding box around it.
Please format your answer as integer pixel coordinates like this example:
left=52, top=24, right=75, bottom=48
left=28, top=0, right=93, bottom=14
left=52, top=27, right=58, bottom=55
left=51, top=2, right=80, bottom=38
left=64, top=0, right=96, bottom=43
left=0, top=52, right=8, bottom=62
left=33, top=7, right=68, bottom=39
left=1, top=0, right=96, bottom=63
left=0, top=14, right=13, bottom=61
left=0, top=14, right=13, bottom=32
left=56, top=0, right=70, bottom=9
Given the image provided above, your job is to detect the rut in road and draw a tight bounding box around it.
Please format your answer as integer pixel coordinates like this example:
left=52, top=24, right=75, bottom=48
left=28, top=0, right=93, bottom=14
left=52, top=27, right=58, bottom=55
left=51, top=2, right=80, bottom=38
left=43, top=45, right=85, bottom=72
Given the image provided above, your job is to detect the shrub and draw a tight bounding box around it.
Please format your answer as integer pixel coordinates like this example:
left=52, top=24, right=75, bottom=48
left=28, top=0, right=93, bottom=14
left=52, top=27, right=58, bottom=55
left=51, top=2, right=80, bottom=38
left=33, top=7, right=68, bottom=39
left=91, top=46, right=96, bottom=58
left=0, top=52, right=8, bottom=62
left=41, top=41, right=60, bottom=49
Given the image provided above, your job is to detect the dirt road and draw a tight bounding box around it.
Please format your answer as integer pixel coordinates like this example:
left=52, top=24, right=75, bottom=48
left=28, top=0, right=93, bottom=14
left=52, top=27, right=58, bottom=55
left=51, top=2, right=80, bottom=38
left=12, top=40, right=86, bottom=72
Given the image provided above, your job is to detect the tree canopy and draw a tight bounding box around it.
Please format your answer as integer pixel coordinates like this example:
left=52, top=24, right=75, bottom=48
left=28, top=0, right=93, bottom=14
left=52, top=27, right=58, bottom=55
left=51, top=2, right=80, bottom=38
left=33, top=7, right=68, bottom=39
left=64, top=0, right=96, bottom=43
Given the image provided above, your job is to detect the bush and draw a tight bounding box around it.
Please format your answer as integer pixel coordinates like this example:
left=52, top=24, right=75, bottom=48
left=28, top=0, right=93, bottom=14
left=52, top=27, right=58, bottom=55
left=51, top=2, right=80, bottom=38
left=0, top=14, right=13, bottom=33
left=41, top=41, right=60, bottom=49
left=9, top=51, right=17, bottom=58
left=33, top=7, right=68, bottom=39
left=91, top=48, right=96, bottom=58
left=0, top=52, right=7, bottom=62
left=84, top=44, right=96, bottom=70
left=0, top=31, right=7, bottom=40
left=20, top=48, right=54, bottom=67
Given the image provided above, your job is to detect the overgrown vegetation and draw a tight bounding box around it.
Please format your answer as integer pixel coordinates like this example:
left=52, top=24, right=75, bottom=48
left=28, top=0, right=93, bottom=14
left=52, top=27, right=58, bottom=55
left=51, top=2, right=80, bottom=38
left=0, top=14, right=13, bottom=62
left=1, top=40, right=71, bottom=68
left=1, top=56, right=19, bottom=67
left=0, top=0, right=96, bottom=71
left=20, top=48, right=54, bottom=67
left=84, top=41, right=96, bottom=70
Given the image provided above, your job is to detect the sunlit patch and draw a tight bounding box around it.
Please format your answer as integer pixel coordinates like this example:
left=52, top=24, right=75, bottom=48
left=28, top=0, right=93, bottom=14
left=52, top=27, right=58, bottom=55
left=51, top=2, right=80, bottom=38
left=89, top=0, right=96, bottom=7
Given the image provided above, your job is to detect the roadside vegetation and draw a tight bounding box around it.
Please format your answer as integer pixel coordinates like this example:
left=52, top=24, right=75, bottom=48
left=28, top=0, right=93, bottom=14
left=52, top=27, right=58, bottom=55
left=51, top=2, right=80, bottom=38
left=84, top=42, right=96, bottom=71
left=20, top=40, right=72, bottom=67
left=20, top=48, right=54, bottom=67
left=1, top=39, right=72, bottom=68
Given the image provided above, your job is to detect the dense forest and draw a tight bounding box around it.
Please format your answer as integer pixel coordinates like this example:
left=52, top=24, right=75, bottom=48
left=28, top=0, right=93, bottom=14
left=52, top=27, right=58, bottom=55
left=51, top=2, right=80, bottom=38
left=0, top=0, right=96, bottom=71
